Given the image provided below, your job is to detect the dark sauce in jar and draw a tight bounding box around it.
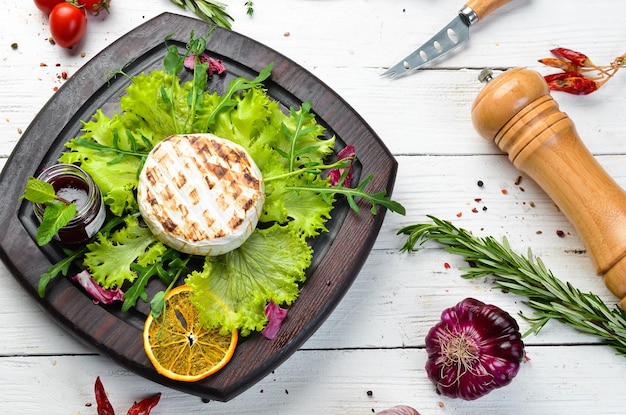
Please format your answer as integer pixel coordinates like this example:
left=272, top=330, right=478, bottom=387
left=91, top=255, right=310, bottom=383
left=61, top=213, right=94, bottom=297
left=34, top=164, right=106, bottom=245
left=53, top=176, right=90, bottom=207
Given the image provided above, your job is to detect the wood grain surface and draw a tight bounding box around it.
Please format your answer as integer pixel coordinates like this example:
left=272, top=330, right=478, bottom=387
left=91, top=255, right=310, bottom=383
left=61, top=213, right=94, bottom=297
left=1, top=0, right=626, bottom=414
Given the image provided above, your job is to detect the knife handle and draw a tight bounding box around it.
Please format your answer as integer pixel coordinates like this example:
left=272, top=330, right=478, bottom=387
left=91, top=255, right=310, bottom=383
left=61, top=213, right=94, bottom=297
left=471, top=68, right=626, bottom=309
left=465, top=0, right=513, bottom=20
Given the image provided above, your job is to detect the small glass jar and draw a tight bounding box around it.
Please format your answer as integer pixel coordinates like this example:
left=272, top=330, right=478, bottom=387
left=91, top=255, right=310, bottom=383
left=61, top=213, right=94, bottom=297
left=33, top=164, right=107, bottom=245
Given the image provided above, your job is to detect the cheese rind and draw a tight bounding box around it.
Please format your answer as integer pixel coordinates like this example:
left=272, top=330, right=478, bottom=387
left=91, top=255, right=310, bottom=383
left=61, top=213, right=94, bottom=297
left=137, top=134, right=265, bottom=256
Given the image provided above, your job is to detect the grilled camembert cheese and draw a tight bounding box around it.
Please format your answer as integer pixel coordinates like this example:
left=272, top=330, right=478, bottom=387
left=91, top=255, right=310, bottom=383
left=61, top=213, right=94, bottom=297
left=137, top=133, right=265, bottom=256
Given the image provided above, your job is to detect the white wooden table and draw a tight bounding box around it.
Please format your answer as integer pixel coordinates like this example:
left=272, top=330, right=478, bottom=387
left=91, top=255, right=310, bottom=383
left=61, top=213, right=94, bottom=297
left=1, top=0, right=626, bottom=413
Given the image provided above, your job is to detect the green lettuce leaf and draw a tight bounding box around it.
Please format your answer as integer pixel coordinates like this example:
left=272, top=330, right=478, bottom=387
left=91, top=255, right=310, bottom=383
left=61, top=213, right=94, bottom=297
left=83, top=215, right=166, bottom=289
left=59, top=111, right=144, bottom=216
left=120, top=71, right=187, bottom=138
left=186, top=223, right=312, bottom=336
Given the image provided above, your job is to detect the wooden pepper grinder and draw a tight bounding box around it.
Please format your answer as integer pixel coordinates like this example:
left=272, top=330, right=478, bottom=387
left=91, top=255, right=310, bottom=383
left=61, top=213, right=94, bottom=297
left=471, top=67, right=626, bottom=309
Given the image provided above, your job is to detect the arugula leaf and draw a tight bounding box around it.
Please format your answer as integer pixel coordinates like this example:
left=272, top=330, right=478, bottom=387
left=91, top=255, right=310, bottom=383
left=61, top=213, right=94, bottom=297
left=59, top=111, right=146, bottom=216
left=144, top=255, right=190, bottom=317
left=280, top=101, right=333, bottom=171
left=288, top=173, right=406, bottom=215
left=38, top=246, right=87, bottom=297
left=203, top=62, right=273, bottom=131
left=123, top=258, right=170, bottom=312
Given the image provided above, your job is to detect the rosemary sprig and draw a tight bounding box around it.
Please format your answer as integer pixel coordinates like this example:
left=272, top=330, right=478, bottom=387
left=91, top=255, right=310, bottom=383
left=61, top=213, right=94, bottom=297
left=170, top=0, right=234, bottom=29
left=245, top=1, right=254, bottom=15
left=398, top=215, right=626, bottom=356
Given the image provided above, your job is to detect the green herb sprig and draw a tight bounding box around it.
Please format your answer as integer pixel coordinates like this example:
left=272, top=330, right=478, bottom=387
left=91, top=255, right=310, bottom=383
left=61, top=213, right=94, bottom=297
left=287, top=174, right=405, bottom=215
left=245, top=1, right=254, bottom=15
left=205, top=63, right=273, bottom=130
left=269, top=101, right=405, bottom=216
left=36, top=215, right=127, bottom=297
left=21, top=177, right=77, bottom=246
left=398, top=215, right=626, bottom=356
left=170, top=0, right=233, bottom=29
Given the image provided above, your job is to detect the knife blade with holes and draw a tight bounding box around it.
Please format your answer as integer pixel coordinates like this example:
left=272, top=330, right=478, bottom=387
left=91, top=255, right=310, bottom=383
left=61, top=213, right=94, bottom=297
left=382, top=0, right=513, bottom=78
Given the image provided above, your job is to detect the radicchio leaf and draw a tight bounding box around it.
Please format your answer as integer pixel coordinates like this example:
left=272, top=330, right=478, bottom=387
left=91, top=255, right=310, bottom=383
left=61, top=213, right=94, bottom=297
left=184, top=53, right=226, bottom=77
left=261, top=300, right=288, bottom=340
left=73, top=270, right=124, bottom=304
left=328, top=145, right=355, bottom=187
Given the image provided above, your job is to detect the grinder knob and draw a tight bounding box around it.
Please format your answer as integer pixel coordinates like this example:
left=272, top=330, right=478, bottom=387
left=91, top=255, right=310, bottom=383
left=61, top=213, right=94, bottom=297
left=471, top=67, right=626, bottom=309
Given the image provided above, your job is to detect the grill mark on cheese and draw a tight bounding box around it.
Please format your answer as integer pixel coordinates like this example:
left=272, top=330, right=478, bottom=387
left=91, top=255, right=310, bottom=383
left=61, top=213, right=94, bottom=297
left=189, top=188, right=200, bottom=205
left=202, top=210, right=216, bottom=228
left=137, top=133, right=265, bottom=255
left=162, top=217, right=178, bottom=233
left=241, top=196, right=256, bottom=211
left=204, top=176, right=216, bottom=190
left=173, top=171, right=187, bottom=189
left=229, top=216, right=244, bottom=230
left=145, top=165, right=163, bottom=187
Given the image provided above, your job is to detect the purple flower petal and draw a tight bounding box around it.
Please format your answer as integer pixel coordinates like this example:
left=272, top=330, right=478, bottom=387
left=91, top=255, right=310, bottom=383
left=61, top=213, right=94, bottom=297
left=72, top=270, right=124, bottom=305
left=261, top=300, right=288, bottom=340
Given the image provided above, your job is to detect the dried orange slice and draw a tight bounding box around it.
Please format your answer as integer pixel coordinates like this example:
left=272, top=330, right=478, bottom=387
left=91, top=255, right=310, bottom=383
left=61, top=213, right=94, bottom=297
left=143, top=285, right=237, bottom=382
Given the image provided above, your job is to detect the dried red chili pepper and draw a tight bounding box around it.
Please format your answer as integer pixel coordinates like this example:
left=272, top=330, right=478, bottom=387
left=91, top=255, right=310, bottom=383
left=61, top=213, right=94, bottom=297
left=95, top=376, right=116, bottom=415
left=539, top=48, right=626, bottom=94
left=126, top=393, right=161, bottom=415
left=547, top=75, right=597, bottom=95
left=543, top=71, right=582, bottom=83
left=538, top=57, right=579, bottom=72
left=550, top=47, right=589, bottom=67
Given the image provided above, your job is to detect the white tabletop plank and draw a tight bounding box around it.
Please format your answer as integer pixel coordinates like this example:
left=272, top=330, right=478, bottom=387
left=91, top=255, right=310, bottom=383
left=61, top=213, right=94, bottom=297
left=1, top=346, right=625, bottom=415
left=1, top=0, right=626, bottom=414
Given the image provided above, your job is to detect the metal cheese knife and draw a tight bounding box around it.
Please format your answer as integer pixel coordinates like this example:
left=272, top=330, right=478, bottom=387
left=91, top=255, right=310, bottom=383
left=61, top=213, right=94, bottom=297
left=382, top=0, right=513, bottom=78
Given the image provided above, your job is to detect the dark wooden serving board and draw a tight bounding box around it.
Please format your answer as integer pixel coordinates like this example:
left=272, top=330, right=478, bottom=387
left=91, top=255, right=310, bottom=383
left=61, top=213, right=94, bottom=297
left=0, top=13, right=397, bottom=401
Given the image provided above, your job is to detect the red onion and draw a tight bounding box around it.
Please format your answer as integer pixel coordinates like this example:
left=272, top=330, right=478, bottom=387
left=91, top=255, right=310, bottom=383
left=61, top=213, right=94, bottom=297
left=377, top=405, right=420, bottom=415
left=425, top=298, right=525, bottom=400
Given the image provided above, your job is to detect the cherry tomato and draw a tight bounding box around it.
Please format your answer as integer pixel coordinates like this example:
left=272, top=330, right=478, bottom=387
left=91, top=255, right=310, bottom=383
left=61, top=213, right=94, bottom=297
left=33, top=0, right=65, bottom=14
left=49, top=3, right=88, bottom=49
left=77, top=0, right=111, bottom=16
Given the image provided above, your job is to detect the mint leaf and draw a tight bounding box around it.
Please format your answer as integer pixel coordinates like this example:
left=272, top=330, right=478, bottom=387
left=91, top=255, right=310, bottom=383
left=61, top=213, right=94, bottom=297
left=22, top=177, right=57, bottom=204
left=36, top=200, right=76, bottom=246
